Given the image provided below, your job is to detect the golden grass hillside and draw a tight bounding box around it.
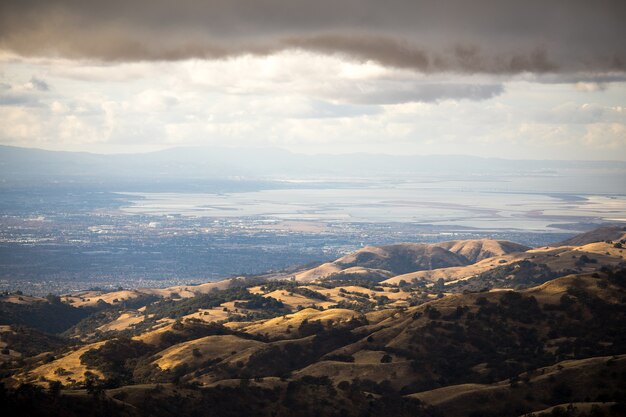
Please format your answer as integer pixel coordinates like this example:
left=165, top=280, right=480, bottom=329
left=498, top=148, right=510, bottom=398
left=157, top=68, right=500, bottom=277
left=383, top=245, right=624, bottom=285
left=62, top=278, right=236, bottom=307
left=287, top=239, right=528, bottom=284
left=238, top=308, right=363, bottom=339
left=97, top=312, right=144, bottom=332
left=153, top=335, right=264, bottom=371
left=18, top=342, right=106, bottom=387
left=433, top=239, right=529, bottom=262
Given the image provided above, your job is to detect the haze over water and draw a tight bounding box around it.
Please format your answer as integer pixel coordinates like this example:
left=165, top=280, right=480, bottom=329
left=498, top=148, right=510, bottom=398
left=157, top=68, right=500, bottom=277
left=121, top=172, right=626, bottom=231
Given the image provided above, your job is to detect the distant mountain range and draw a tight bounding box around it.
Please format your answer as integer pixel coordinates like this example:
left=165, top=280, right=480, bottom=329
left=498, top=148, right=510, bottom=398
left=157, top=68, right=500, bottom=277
left=2, top=144, right=625, bottom=185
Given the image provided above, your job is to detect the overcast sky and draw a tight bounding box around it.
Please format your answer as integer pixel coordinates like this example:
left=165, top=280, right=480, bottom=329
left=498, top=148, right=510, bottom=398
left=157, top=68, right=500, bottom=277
left=1, top=0, right=625, bottom=159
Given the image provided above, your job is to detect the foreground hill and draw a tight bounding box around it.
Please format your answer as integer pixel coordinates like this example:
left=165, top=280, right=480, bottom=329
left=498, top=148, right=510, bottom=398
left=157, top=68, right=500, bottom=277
left=289, top=239, right=530, bottom=282
left=554, top=225, right=626, bottom=247
left=383, top=240, right=625, bottom=288
left=2, top=226, right=626, bottom=417
left=3, top=268, right=625, bottom=417
left=3, top=238, right=530, bottom=322
left=410, top=354, right=626, bottom=416
left=433, top=239, right=531, bottom=263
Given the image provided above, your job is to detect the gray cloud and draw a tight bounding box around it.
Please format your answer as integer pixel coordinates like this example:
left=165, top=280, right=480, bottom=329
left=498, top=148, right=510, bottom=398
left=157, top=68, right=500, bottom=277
left=0, top=80, right=47, bottom=107
left=28, top=77, right=49, bottom=91
left=283, top=35, right=559, bottom=74
left=335, top=82, right=505, bottom=105
left=530, top=73, right=626, bottom=84
left=0, top=0, right=625, bottom=74
left=0, top=92, right=42, bottom=107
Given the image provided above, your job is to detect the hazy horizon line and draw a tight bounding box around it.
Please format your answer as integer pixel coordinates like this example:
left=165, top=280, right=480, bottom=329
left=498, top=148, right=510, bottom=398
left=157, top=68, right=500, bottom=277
left=2, top=143, right=626, bottom=164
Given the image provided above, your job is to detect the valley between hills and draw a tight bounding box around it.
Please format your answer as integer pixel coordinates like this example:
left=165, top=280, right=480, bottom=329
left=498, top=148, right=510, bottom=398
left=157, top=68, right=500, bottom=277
left=1, top=225, right=626, bottom=417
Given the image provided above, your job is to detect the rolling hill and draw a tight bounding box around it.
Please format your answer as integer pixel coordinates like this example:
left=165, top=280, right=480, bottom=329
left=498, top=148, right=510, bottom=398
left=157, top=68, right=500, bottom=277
left=1, top=226, right=626, bottom=417
left=288, top=239, right=530, bottom=283
left=554, top=225, right=626, bottom=247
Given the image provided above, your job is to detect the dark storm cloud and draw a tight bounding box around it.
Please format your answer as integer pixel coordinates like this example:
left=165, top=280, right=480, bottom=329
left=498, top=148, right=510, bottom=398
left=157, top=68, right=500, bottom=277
left=0, top=0, right=625, bottom=74
left=282, top=35, right=559, bottom=74
left=336, top=82, right=505, bottom=105
left=533, top=73, right=626, bottom=84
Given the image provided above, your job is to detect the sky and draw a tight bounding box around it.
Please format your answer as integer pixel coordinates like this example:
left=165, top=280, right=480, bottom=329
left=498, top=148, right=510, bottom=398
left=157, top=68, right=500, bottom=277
left=0, top=0, right=625, bottom=160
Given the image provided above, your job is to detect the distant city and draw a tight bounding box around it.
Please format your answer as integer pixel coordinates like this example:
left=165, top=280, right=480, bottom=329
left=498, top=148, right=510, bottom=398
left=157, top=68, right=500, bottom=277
left=1, top=146, right=625, bottom=295
left=0, top=185, right=592, bottom=296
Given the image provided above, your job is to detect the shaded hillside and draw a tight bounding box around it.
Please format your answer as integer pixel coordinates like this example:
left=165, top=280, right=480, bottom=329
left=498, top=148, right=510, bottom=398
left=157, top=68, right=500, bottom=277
left=4, top=268, right=625, bottom=417
left=434, top=239, right=530, bottom=263
left=2, top=228, right=626, bottom=417
left=410, top=355, right=626, bottom=417
left=0, top=296, right=95, bottom=334
left=293, top=271, right=626, bottom=393
left=336, top=244, right=469, bottom=273
left=554, top=225, right=626, bottom=247
left=0, top=325, right=69, bottom=364
left=292, top=239, right=529, bottom=282
left=0, top=379, right=441, bottom=417
left=383, top=241, right=625, bottom=288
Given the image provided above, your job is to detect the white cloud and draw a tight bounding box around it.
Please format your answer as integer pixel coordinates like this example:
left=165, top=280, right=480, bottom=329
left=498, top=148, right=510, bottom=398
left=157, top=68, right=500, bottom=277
left=0, top=52, right=625, bottom=159
left=583, top=123, right=626, bottom=149
left=575, top=82, right=606, bottom=92
left=0, top=107, right=44, bottom=141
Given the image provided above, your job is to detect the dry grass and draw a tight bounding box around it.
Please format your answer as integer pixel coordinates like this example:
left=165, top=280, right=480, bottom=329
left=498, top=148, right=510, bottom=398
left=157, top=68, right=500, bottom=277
left=351, top=350, right=400, bottom=364
left=409, top=383, right=495, bottom=405
left=300, top=285, right=413, bottom=308
left=202, top=376, right=285, bottom=389
left=294, top=359, right=414, bottom=390
left=0, top=327, right=21, bottom=362
left=154, top=335, right=264, bottom=371
left=141, top=279, right=232, bottom=299
left=525, top=273, right=620, bottom=305
left=133, top=321, right=175, bottom=345
left=62, top=278, right=234, bottom=307
left=62, top=290, right=142, bottom=307
left=260, top=289, right=323, bottom=309
left=0, top=294, right=46, bottom=305
left=239, top=308, right=363, bottom=339
left=21, top=342, right=106, bottom=386
left=574, top=242, right=625, bottom=259
left=383, top=254, right=518, bottom=285
left=293, top=239, right=528, bottom=285
left=97, top=312, right=144, bottom=332
left=364, top=309, right=400, bottom=325
left=525, top=402, right=617, bottom=416
left=384, top=244, right=624, bottom=286
left=436, top=239, right=529, bottom=262
left=182, top=307, right=230, bottom=323
left=409, top=354, right=626, bottom=415
left=294, top=263, right=343, bottom=282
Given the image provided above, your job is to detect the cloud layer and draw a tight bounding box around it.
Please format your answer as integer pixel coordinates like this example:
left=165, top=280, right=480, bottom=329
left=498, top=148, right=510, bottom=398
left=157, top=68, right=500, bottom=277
left=1, top=2, right=625, bottom=160
left=1, top=0, right=625, bottom=73
left=1, top=54, right=625, bottom=159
